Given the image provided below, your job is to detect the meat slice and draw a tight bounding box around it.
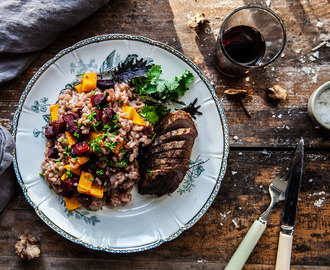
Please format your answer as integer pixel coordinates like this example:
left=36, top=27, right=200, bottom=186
left=139, top=164, right=189, bottom=196
left=148, top=149, right=191, bottom=159
left=152, top=128, right=196, bottom=146
left=155, top=110, right=198, bottom=138
left=147, top=157, right=190, bottom=167
left=149, top=140, right=193, bottom=155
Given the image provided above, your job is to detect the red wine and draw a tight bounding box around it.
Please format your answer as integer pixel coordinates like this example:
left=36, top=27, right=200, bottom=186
left=222, top=25, right=265, bottom=66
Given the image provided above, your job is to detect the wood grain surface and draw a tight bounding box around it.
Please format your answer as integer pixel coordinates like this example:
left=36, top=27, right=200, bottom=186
left=0, top=0, right=329, bottom=269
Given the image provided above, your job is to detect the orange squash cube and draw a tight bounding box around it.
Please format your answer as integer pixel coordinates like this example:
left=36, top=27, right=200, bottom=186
left=64, top=196, right=82, bottom=211
left=49, top=104, right=59, bottom=122
left=65, top=131, right=77, bottom=146
left=90, top=183, right=104, bottom=198
left=74, top=83, right=83, bottom=93
left=78, top=171, right=93, bottom=191
left=81, top=72, right=97, bottom=92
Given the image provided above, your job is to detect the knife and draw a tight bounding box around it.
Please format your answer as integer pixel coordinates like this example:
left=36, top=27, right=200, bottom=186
left=275, top=139, right=304, bottom=270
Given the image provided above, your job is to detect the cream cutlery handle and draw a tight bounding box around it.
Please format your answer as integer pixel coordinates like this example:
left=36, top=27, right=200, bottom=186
left=225, top=219, right=267, bottom=270
left=275, top=232, right=293, bottom=270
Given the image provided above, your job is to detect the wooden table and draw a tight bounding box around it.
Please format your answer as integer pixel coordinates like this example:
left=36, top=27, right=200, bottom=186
left=0, top=0, right=329, bottom=269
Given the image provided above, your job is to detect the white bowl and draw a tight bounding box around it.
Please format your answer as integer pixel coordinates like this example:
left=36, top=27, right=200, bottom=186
left=308, top=81, right=330, bottom=130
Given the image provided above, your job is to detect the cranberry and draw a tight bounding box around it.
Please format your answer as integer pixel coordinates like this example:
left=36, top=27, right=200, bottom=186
left=45, top=126, right=54, bottom=139
left=62, top=114, right=78, bottom=133
left=72, top=141, right=89, bottom=156
left=52, top=120, right=65, bottom=135
left=91, top=94, right=108, bottom=107
left=60, top=179, right=76, bottom=199
left=47, top=146, right=59, bottom=159
left=77, top=194, right=92, bottom=207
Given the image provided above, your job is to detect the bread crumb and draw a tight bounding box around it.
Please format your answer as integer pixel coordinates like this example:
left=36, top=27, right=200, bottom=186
left=188, top=13, right=209, bottom=30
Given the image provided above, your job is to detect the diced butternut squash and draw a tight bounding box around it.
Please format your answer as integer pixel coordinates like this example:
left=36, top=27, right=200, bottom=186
left=78, top=171, right=93, bottom=191
left=74, top=83, right=83, bottom=93
left=70, top=156, right=89, bottom=170
left=61, top=172, right=67, bottom=180
left=64, top=196, right=82, bottom=211
left=112, top=141, right=125, bottom=155
left=132, top=109, right=146, bottom=126
left=64, top=164, right=81, bottom=176
left=81, top=72, right=97, bottom=92
left=77, top=185, right=90, bottom=194
left=121, top=105, right=146, bottom=126
left=49, top=104, right=59, bottom=122
left=77, top=183, right=104, bottom=199
left=88, top=131, right=101, bottom=142
left=90, top=183, right=104, bottom=198
left=65, top=131, right=77, bottom=146
left=122, top=105, right=134, bottom=120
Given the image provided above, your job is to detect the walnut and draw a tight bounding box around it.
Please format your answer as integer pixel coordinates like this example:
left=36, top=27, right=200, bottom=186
left=267, top=85, right=287, bottom=101
left=15, top=232, right=41, bottom=260
left=188, top=13, right=209, bottom=29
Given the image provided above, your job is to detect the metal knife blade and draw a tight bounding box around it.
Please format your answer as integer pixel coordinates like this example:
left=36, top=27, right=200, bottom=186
left=281, top=138, right=304, bottom=230
left=275, top=138, right=304, bottom=270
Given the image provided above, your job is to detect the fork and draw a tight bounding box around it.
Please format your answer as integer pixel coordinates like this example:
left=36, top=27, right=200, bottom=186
left=225, top=160, right=298, bottom=270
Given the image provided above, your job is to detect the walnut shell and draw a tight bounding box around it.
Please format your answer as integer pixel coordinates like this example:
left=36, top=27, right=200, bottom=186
left=267, top=85, right=287, bottom=101
left=15, top=232, right=41, bottom=260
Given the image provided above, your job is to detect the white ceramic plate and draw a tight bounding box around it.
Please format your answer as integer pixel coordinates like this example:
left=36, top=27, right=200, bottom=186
left=13, top=34, right=229, bottom=253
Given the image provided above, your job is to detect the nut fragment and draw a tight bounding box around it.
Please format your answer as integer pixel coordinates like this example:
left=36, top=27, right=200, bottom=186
left=267, top=85, right=287, bottom=101
left=224, top=89, right=248, bottom=96
left=188, top=13, right=209, bottom=29
left=15, top=232, right=41, bottom=260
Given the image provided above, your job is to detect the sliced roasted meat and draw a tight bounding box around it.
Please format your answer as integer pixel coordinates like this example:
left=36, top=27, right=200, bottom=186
left=149, top=140, right=193, bottom=155
left=152, top=128, right=196, bottom=146
left=147, top=157, right=190, bottom=167
left=138, top=164, right=189, bottom=196
left=138, top=110, right=198, bottom=197
left=155, top=110, right=198, bottom=138
left=148, top=149, right=191, bottom=159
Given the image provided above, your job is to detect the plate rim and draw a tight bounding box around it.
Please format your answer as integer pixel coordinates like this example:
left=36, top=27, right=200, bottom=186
left=12, top=34, right=229, bottom=253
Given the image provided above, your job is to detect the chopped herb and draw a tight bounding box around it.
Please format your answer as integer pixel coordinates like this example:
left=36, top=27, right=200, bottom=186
left=56, top=161, right=61, bottom=165
left=90, top=136, right=102, bottom=153
left=73, top=120, right=82, bottom=127
left=89, top=178, right=94, bottom=181
left=63, top=146, right=71, bottom=156
left=118, top=99, right=122, bottom=105
left=74, top=156, right=78, bottom=162
left=96, top=170, right=104, bottom=175
left=151, top=132, right=157, bottom=141
left=87, top=110, right=97, bottom=122
left=49, top=185, right=52, bottom=189
left=54, top=170, right=58, bottom=173
left=92, top=90, right=97, bottom=95
left=39, top=172, right=43, bottom=177
left=74, top=131, right=80, bottom=139
left=76, top=73, right=84, bottom=77
left=104, top=91, right=107, bottom=97
left=66, top=169, right=73, bottom=178
left=118, top=157, right=128, bottom=168
left=61, top=138, right=68, bottom=143
left=103, top=182, right=107, bottom=186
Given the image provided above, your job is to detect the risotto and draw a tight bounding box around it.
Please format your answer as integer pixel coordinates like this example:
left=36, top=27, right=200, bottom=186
left=41, top=73, right=154, bottom=211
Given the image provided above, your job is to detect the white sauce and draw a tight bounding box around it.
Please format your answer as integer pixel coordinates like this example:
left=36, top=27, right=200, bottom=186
left=315, top=88, right=330, bottom=126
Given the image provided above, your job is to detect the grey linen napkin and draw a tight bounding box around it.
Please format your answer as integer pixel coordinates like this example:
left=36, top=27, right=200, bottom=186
left=0, top=0, right=110, bottom=84
left=0, top=125, right=16, bottom=214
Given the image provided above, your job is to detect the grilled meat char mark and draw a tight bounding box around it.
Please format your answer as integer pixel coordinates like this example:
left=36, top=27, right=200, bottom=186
left=139, top=164, right=189, bottom=196
left=152, top=127, right=196, bottom=146
left=147, top=149, right=192, bottom=159
left=155, top=110, right=198, bottom=138
left=148, top=140, right=193, bottom=155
